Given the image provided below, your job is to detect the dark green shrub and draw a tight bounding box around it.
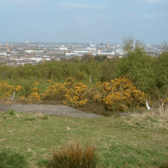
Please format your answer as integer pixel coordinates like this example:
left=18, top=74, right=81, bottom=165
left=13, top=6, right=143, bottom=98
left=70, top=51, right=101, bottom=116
left=6, top=109, right=17, bottom=116
left=25, top=117, right=36, bottom=121
left=115, top=47, right=156, bottom=95
left=156, top=52, right=168, bottom=93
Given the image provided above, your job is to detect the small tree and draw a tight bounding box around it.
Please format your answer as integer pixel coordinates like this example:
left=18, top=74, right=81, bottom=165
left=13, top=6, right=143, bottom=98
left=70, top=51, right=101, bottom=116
left=81, top=54, right=94, bottom=62
left=122, top=36, right=134, bottom=52
left=122, top=36, right=144, bottom=53
left=115, top=47, right=156, bottom=95
left=156, top=51, right=168, bottom=93
left=94, top=55, right=107, bottom=62
left=162, top=41, right=168, bottom=53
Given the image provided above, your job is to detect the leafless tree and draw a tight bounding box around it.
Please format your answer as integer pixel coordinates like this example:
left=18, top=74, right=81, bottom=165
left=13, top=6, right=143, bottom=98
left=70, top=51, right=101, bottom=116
left=162, top=41, right=168, bottom=53
left=122, top=36, right=134, bottom=52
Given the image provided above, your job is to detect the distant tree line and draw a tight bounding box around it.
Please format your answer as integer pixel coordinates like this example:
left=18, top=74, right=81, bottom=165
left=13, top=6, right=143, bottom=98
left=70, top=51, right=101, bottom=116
left=0, top=46, right=168, bottom=99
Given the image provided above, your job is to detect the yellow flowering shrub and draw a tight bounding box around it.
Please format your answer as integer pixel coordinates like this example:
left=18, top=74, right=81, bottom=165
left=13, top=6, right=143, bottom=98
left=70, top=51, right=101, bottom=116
left=47, top=79, right=53, bottom=83
left=19, top=93, right=40, bottom=104
left=32, top=87, right=38, bottom=92
left=18, top=93, right=40, bottom=104
left=42, top=77, right=88, bottom=107
left=64, top=79, right=88, bottom=107
left=28, top=92, right=41, bottom=103
left=28, top=86, right=40, bottom=103
left=41, top=83, right=67, bottom=100
left=34, top=81, right=39, bottom=85
left=94, top=77, right=146, bottom=111
left=15, top=85, right=22, bottom=91
left=0, top=77, right=147, bottom=112
left=0, top=81, right=13, bottom=98
left=0, top=81, right=22, bottom=99
left=93, top=94, right=102, bottom=103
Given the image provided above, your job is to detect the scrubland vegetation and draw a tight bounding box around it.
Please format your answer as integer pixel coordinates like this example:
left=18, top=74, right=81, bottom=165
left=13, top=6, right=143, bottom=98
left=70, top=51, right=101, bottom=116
left=0, top=47, right=168, bottom=113
left=0, top=46, right=168, bottom=167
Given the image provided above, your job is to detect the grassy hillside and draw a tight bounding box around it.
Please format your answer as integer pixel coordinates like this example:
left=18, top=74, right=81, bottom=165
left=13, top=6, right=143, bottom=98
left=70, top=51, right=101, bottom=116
left=0, top=48, right=168, bottom=167
left=0, top=109, right=168, bottom=167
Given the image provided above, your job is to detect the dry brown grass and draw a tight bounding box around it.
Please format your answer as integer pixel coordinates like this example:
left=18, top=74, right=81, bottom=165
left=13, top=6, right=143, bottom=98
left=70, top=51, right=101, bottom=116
left=123, top=107, right=168, bottom=130
left=158, top=160, right=168, bottom=168
left=47, top=142, right=97, bottom=168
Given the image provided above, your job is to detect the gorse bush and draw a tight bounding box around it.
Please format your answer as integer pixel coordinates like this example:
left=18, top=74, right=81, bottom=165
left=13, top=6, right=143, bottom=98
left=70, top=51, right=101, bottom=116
left=42, top=83, right=67, bottom=100
left=64, top=77, right=88, bottom=107
left=0, top=81, right=22, bottom=99
left=94, top=77, right=145, bottom=111
left=42, top=77, right=88, bottom=107
left=0, top=77, right=147, bottom=112
left=18, top=81, right=41, bottom=103
left=47, top=142, right=98, bottom=168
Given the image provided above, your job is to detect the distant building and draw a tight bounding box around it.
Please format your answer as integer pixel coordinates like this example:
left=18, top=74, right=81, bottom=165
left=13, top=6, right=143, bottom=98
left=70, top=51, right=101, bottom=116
left=25, top=50, right=37, bottom=54
left=107, top=43, right=111, bottom=48
left=30, top=57, right=42, bottom=62
left=59, top=45, right=68, bottom=51
left=7, top=42, right=11, bottom=54
left=0, top=52, right=7, bottom=56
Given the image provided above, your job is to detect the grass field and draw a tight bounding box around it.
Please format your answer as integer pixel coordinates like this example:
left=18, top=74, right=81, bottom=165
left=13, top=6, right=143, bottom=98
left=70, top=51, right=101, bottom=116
left=0, top=108, right=168, bottom=168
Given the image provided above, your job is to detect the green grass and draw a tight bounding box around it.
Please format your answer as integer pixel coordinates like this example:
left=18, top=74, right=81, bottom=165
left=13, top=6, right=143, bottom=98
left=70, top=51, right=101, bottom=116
left=0, top=109, right=168, bottom=168
left=0, top=149, right=28, bottom=168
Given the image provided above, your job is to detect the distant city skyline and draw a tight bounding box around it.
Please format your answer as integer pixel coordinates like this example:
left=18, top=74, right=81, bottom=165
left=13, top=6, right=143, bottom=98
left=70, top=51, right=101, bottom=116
left=0, top=0, right=168, bottom=44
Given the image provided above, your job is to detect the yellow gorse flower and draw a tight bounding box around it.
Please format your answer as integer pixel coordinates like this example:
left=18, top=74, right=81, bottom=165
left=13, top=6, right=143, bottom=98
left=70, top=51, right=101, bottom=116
left=15, top=85, right=22, bottom=91
left=32, top=87, right=38, bottom=92
left=35, top=81, right=39, bottom=85
left=94, top=77, right=146, bottom=111
left=42, top=77, right=88, bottom=107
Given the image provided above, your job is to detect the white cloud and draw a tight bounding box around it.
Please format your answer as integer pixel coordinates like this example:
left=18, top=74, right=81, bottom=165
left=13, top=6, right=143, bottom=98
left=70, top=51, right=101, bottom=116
left=74, top=15, right=90, bottom=26
left=141, top=13, right=162, bottom=19
left=58, top=3, right=106, bottom=10
left=144, top=0, right=167, bottom=4
left=1, top=0, right=41, bottom=5
left=127, top=0, right=167, bottom=4
left=141, top=14, right=155, bottom=19
left=93, top=14, right=110, bottom=19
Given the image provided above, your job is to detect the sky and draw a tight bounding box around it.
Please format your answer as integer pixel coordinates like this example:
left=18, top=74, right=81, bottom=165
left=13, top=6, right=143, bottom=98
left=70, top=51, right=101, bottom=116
left=0, top=0, right=168, bottom=44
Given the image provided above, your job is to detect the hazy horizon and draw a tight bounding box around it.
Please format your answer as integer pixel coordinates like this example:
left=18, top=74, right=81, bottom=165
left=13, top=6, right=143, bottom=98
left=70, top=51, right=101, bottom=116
left=0, top=0, right=168, bottom=45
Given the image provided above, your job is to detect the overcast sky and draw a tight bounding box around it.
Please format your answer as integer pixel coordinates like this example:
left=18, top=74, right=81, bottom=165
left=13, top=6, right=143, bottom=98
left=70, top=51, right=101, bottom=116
left=0, top=0, right=167, bottom=44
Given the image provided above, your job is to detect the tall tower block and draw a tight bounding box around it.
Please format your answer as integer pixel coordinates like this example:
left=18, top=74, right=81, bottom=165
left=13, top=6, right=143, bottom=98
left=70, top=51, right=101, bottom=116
left=7, top=42, right=11, bottom=53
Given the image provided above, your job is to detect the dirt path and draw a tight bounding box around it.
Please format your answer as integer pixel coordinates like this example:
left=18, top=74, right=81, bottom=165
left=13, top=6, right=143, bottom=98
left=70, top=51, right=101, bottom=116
left=0, top=104, right=101, bottom=119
